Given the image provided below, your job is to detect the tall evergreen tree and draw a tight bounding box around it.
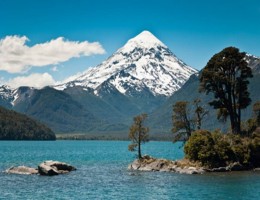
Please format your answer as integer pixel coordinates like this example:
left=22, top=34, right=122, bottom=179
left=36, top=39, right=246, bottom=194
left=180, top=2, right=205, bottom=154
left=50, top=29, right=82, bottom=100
left=200, top=47, right=253, bottom=134
left=128, top=113, right=149, bottom=159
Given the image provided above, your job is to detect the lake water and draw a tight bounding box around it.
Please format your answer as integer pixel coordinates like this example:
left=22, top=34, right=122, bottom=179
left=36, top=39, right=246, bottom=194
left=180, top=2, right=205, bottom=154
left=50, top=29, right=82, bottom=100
left=0, top=141, right=259, bottom=199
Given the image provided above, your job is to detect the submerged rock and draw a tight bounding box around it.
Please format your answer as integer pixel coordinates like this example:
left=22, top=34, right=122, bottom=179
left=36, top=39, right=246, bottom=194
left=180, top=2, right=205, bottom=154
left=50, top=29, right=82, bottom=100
left=38, top=161, right=76, bottom=176
left=5, top=166, right=38, bottom=175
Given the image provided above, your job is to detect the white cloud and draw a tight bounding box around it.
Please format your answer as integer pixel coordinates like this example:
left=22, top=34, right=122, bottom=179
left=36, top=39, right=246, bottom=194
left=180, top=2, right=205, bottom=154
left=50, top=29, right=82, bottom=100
left=0, top=35, right=105, bottom=73
left=7, top=73, right=56, bottom=88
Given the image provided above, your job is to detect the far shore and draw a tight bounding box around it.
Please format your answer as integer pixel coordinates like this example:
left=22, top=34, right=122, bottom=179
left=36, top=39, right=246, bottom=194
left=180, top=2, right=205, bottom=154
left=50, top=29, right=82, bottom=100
left=55, top=133, right=173, bottom=141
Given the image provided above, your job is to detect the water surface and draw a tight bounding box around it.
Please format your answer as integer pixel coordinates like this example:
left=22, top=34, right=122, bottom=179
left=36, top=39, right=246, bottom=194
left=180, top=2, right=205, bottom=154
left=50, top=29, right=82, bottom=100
left=0, top=141, right=259, bottom=199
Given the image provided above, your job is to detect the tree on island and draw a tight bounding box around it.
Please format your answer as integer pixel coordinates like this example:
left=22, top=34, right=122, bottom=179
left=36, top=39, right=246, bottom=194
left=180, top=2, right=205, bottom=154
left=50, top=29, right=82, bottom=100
left=172, top=99, right=208, bottom=142
left=172, top=101, right=194, bottom=142
left=200, top=47, right=253, bottom=134
left=128, top=113, right=149, bottom=159
left=193, top=98, right=208, bottom=130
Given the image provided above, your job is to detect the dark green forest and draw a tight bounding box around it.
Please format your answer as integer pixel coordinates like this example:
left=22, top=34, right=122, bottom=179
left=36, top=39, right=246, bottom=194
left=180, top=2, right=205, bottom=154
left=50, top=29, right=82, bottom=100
left=0, top=106, right=56, bottom=140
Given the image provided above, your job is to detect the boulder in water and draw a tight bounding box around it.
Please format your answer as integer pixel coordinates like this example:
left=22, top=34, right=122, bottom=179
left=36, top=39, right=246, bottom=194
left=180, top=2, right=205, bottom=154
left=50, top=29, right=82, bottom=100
left=38, top=160, right=76, bottom=176
left=5, top=166, right=38, bottom=175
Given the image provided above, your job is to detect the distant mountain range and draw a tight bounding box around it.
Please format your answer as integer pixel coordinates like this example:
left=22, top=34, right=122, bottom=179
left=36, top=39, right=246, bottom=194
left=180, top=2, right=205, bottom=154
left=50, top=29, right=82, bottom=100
left=0, top=31, right=197, bottom=134
left=0, top=31, right=259, bottom=136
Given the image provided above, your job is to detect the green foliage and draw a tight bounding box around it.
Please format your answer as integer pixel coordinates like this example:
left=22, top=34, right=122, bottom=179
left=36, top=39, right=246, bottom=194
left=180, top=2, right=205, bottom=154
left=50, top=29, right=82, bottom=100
left=249, top=128, right=260, bottom=166
left=184, top=130, right=223, bottom=167
left=241, top=118, right=257, bottom=136
left=211, top=130, right=234, bottom=164
left=229, top=134, right=251, bottom=165
left=184, top=129, right=260, bottom=168
left=200, top=47, right=253, bottom=134
left=0, top=106, right=55, bottom=140
left=128, top=144, right=138, bottom=152
left=128, top=113, right=149, bottom=159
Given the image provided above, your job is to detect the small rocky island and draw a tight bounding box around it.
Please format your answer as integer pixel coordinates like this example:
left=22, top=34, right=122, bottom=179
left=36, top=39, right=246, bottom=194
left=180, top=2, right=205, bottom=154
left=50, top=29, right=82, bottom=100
left=5, top=161, right=76, bottom=176
left=128, top=155, right=256, bottom=174
left=128, top=155, right=204, bottom=174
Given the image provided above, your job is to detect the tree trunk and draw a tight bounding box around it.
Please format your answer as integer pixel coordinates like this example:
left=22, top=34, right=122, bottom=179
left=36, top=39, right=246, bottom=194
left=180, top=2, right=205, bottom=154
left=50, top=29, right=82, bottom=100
left=197, top=112, right=201, bottom=130
left=138, top=130, right=142, bottom=159
left=138, top=140, right=141, bottom=159
left=237, top=108, right=241, bottom=134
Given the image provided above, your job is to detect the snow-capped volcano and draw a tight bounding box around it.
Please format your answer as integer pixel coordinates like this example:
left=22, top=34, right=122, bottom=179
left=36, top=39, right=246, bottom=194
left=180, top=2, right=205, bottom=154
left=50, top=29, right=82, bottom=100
left=55, top=31, right=197, bottom=96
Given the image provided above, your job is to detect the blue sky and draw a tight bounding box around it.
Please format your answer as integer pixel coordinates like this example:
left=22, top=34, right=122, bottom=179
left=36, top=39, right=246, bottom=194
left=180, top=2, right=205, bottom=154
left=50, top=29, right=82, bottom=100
left=0, top=0, right=260, bottom=87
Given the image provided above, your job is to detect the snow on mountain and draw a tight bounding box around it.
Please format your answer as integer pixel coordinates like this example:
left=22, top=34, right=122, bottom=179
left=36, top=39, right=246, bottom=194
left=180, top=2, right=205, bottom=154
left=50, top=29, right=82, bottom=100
left=0, top=85, right=16, bottom=105
left=246, top=54, right=260, bottom=74
left=0, top=85, right=36, bottom=106
left=55, top=31, right=198, bottom=96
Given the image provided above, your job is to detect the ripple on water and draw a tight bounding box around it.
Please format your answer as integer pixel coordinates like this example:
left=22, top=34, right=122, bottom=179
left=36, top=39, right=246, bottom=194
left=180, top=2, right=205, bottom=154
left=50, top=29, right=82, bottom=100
left=0, top=141, right=259, bottom=199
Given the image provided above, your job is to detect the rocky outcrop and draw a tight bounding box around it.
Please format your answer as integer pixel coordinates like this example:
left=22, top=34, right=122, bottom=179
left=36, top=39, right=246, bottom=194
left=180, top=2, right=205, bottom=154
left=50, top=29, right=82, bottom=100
left=38, top=161, right=76, bottom=176
left=5, top=166, right=38, bottom=175
left=5, top=161, right=76, bottom=176
left=128, top=155, right=205, bottom=174
left=128, top=156, right=256, bottom=174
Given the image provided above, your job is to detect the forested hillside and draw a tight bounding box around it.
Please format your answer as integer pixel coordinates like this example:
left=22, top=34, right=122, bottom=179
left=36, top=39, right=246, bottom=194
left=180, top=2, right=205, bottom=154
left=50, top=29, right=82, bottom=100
left=0, top=106, right=56, bottom=140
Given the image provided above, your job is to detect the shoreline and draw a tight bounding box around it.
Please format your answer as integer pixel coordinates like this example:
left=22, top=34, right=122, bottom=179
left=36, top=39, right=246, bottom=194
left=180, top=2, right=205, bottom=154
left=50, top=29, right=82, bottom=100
left=128, top=155, right=259, bottom=175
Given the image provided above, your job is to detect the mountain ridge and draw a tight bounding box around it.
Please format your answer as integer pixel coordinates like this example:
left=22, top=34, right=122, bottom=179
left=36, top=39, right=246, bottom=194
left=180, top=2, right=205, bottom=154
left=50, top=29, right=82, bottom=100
left=0, top=32, right=258, bottom=135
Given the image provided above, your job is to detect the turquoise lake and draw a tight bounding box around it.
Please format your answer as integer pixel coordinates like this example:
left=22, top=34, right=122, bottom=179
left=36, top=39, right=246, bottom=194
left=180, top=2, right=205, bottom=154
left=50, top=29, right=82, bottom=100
left=0, top=141, right=259, bottom=199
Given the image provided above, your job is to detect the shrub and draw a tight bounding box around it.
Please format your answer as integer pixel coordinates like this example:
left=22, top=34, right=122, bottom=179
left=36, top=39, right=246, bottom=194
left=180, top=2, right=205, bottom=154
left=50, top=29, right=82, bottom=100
left=228, top=134, right=251, bottom=166
left=212, top=131, right=234, bottom=166
left=184, top=130, right=220, bottom=167
left=249, top=128, right=260, bottom=167
left=184, top=129, right=260, bottom=168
